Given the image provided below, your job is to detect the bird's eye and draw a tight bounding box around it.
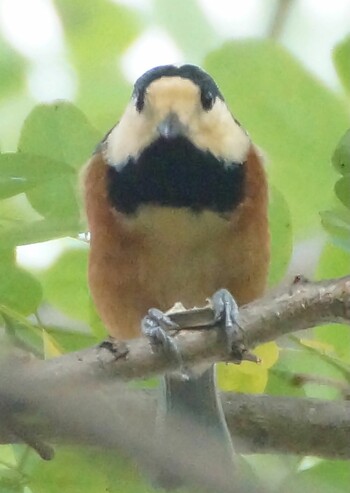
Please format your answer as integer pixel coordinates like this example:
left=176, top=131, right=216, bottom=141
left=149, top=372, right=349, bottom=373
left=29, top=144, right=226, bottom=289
left=133, top=90, right=145, bottom=112
left=201, top=90, right=215, bottom=110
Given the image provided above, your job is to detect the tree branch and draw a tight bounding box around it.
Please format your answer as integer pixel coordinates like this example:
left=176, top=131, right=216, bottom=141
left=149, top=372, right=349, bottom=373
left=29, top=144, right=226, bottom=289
left=1, top=382, right=349, bottom=459
left=0, top=275, right=349, bottom=474
left=29, top=275, right=350, bottom=382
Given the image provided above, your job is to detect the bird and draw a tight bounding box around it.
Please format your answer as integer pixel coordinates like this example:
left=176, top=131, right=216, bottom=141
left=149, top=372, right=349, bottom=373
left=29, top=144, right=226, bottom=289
left=83, top=64, right=269, bottom=488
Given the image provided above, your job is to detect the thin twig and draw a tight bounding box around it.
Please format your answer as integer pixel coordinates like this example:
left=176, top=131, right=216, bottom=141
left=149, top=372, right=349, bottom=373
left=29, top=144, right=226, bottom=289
left=268, top=0, right=294, bottom=40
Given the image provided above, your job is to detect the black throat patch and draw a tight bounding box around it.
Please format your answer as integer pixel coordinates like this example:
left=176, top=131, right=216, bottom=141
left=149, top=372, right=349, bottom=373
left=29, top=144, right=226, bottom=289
left=106, top=136, right=246, bottom=215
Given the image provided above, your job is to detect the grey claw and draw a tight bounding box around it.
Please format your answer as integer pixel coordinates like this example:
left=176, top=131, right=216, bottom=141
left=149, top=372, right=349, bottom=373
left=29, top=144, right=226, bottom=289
left=212, top=289, right=242, bottom=356
left=142, top=308, right=179, bottom=347
left=148, top=308, right=179, bottom=331
left=142, top=308, right=189, bottom=377
left=212, top=289, right=239, bottom=326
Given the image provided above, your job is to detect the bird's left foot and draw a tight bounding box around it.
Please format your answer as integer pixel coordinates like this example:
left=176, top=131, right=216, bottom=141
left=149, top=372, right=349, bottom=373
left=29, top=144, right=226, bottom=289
left=211, top=289, right=244, bottom=362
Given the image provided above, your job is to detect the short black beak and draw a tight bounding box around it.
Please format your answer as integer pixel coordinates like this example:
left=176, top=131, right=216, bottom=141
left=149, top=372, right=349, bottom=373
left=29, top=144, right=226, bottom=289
left=157, top=113, right=186, bottom=139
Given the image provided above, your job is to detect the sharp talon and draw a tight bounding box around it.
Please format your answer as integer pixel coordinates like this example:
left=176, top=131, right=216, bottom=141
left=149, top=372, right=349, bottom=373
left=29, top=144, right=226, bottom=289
left=142, top=307, right=190, bottom=377
left=142, top=308, right=179, bottom=346
left=211, top=289, right=243, bottom=357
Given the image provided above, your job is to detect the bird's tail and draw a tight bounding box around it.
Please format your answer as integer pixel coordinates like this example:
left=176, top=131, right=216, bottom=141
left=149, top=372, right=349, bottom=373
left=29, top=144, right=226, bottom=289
left=154, top=365, right=236, bottom=490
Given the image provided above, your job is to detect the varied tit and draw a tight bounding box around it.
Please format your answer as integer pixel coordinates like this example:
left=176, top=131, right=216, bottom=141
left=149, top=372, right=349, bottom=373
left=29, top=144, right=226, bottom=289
left=83, top=64, right=269, bottom=488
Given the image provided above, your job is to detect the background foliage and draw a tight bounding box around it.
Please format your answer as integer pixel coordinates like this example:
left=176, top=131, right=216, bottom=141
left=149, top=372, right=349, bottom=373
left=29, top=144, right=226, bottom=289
left=0, top=0, right=349, bottom=492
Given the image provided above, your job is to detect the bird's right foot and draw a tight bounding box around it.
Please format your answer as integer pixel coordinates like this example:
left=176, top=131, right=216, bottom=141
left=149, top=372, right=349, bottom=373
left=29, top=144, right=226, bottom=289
left=142, top=308, right=189, bottom=378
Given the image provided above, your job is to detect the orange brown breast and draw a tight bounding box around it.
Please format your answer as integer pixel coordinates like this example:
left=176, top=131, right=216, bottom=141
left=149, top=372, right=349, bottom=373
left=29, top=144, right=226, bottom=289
left=83, top=144, right=269, bottom=340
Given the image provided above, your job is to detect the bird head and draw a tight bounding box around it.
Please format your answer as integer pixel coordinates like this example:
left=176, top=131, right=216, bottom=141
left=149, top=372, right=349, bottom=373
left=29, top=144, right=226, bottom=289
left=104, top=64, right=250, bottom=167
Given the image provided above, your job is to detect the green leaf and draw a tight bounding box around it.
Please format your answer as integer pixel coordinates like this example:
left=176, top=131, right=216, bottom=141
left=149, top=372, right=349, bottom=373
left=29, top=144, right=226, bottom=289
left=244, top=455, right=300, bottom=493
left=205, top=40, right=348, bottom=235
left=0, top=153, right=74, bottom=199
left=0, top=305, right=44, bottom=355
left=41, top=248, right=93, bottom=324
left=18, top=102, right=101, bottom=219
left=0, top=445, right=26, bottom=493
left=315, top=242, right=350, bottom=361
left=54, top=0, right=141, bottom=62
left=0, top=474, right=25, bottom=493
left=0, top=36, right=27, bottom=100
left=333, top=36, right=350, bottom=95
left=265, top=368, right=306, bottom=398
left=268, top=186, right=293, bottom=286
left=77, top=65, right=131, bottom=131
left=41, top=246, right=107, bottom=339
left=0, top=264, right=42, bottom=315
left=332, top=129, right=350, bottom=175
left=44, top=327, right=98, bottom=352
left=0, top=195, right=42, bottom=233
left=26, top=176, right=80, bottom=220
left=315, top=323, right=350, bottom=363
left=18, top=102, right=101, bottom=169
left=54, top=0, right=141, bottom=129
left=217, top=342, right=279, bottom=394
left=0, top=445, right=17, bottom=469
left=277, top=347, right=344, bottom=400
left=280, top=460, right=350, bottom=493
left=335, top=176, right=350, bottom=209
left=0, top=303, right=96, bottom=354
left=29, top=447, right=151, bottom=493
left=317, top=241, right=350, bottom=279
left=320, top=209, right=350, bottom=251
left=0, top=218, right=82, bottom=250
left=29, top=448, right=108, bottom=493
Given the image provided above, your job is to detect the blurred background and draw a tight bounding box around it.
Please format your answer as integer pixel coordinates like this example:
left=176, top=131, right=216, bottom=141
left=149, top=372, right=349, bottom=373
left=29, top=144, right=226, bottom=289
left=0, top=0, right=350, bottom=492
left=0, top=0, right=348, bottom=261
left=0, top=0, right=349, bottom=274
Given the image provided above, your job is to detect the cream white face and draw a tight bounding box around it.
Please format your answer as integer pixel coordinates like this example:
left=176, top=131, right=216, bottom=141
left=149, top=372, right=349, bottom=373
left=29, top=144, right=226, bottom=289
left=105, top=76, right=250, bottom=167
